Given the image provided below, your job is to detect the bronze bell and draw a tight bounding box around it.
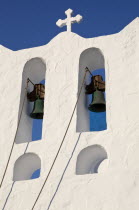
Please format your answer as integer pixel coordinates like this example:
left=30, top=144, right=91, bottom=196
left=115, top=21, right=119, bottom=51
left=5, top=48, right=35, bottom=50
left=30, top=98, right=44, bottom=119
left=88, top=89, right=106, bottom=112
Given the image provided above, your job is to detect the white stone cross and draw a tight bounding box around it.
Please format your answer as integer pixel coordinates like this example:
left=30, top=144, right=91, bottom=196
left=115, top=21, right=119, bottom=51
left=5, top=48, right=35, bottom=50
left=56, top=9, right=83, bottom=32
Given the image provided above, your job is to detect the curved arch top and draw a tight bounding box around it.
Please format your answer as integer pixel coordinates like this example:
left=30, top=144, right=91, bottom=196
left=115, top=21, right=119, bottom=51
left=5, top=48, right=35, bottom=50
left=13, top=153, right=41, bottom=181
left=23, top=57, right=46, bottom=84
left=79, top=47, right=105, bottom=71
left=76, top=145, right=107, bottom=175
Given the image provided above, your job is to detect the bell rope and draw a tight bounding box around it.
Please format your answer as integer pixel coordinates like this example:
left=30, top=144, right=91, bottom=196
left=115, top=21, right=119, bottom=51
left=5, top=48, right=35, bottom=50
left=31, top=68, right=89, bottom=210
left=0, top=79, right=29, bottom=189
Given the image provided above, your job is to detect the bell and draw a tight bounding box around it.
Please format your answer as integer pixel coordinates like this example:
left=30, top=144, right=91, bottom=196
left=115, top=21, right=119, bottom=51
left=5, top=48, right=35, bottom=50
left=88, top=90, right=106, bottom=112
left=30, top=98, right=44, bottom=119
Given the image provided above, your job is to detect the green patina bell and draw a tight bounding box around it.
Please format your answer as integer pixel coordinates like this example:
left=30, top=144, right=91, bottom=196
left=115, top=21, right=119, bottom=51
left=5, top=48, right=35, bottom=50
left=30, top=98, right=44, bottom=119
left=88, top=90, right=106, bottom=112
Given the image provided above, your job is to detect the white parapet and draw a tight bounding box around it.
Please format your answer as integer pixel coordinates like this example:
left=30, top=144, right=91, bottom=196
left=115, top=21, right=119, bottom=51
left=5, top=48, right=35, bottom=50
left=0, top=18, right=139, bottom=210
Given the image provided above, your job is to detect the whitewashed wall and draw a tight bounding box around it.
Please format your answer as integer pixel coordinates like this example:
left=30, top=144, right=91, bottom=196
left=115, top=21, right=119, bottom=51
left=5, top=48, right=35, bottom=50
left=0, top=18, right=139, bottom=210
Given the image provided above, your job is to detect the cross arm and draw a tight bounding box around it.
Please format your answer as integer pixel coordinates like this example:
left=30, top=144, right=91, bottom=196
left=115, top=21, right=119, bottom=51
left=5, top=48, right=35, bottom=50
left=71, top=15, right=83, bottom=24
left=56, top=19, right=67, bottom=28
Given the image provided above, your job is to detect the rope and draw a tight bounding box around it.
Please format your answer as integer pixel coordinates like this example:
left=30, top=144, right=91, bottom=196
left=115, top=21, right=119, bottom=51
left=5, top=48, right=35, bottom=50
left=0, top=80, right=29, bottom=189
left=31, top=68, right=88, bottom=210
left=85, top=67, right=93, bottom=76
left=27, top=78, right=35, bottom=86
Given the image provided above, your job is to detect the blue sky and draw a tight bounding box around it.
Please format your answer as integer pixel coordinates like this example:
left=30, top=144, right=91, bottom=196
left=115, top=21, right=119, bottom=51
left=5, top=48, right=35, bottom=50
left=0, top=0, right=139, bottom=50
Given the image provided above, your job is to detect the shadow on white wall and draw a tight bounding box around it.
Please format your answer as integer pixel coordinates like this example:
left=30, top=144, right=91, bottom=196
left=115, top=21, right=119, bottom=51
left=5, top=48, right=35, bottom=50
left=13, top=153, right=41, bottom=181
left=76, top=145, right=107, bottom=175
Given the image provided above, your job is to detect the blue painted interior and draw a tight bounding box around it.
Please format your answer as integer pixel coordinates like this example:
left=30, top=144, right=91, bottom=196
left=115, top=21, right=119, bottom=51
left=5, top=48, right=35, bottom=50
left=88, top=69, right=107, bottom=131
left=31, top=169, right=41, bottom=179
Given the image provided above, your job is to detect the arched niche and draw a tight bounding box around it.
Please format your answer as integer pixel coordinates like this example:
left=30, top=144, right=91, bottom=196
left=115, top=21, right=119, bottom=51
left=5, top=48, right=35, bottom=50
left=76, top=145, right=107, bottom=175
left=77, top=48, right=106, bottom=132
left=13, top=153, right=41, bottom=181
left=16, top=58, right=46, bottom=144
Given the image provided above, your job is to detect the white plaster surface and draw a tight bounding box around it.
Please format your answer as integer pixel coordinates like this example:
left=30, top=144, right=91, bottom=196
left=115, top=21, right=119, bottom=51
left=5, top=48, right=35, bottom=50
left=76, top=145, right=107, bottom=174
left=0, top=18, right=139, bottom=210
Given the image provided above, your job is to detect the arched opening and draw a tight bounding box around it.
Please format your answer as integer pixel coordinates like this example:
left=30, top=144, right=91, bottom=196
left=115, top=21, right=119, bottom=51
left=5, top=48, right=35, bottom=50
left=76, top=145, right=107, bottom=175
left=13, top=153, right=41, bottom=181
left=77, top=48, right=107, bottom=132
left=16, top=58, right=46, bottom=144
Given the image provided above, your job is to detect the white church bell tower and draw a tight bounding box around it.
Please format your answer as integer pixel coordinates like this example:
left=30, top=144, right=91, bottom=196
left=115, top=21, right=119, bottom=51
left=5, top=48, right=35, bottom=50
left=0, top=9, right=139, bottom=210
